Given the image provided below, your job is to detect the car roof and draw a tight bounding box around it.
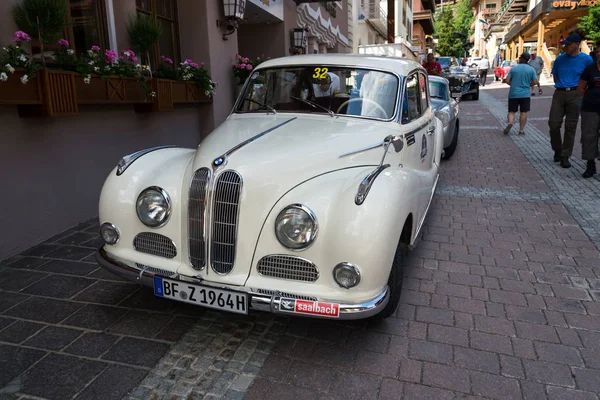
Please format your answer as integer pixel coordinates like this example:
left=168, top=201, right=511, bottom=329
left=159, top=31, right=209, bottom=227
left=257, top=54, right=424, bottom=75
left=428, top=75, right=449, bottom=84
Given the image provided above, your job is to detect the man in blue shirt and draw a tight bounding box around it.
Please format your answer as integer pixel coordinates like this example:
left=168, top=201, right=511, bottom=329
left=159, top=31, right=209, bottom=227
left=503, top=52, right=539, bottom=135
left=549, top=33, right=594, bottom=168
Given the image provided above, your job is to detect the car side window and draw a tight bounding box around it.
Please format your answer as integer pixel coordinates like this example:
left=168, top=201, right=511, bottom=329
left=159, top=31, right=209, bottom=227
left=401, top=73, right=421, bottom=124
left=419, top=73, right=429, bottom=113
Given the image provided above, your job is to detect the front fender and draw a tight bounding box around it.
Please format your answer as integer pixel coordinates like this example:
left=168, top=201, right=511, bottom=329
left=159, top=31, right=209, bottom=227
left=99, top=147, right=196, bottom=271
left=247, top=165, right=419, bottom=302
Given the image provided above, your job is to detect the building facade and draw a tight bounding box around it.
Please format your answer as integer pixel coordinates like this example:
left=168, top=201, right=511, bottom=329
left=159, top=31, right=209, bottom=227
left=0, top=0, right=350, bottom=261
left=497, top=0, right=594, bottom=70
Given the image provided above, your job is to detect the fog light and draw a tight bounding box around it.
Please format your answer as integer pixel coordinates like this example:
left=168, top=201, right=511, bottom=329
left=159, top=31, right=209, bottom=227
left=333, top=263, right=361, bottom=289
left=101, top=223, right=120, bottom=245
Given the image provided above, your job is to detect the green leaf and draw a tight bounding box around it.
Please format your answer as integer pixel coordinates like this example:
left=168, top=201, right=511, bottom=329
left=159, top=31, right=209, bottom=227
left=127, top=13, right=162, bottom=63
left=12, top=0, right=67, bottom=44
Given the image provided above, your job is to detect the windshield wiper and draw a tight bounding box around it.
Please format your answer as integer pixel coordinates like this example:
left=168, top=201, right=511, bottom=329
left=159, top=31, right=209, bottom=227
left=290, top=95, right=334, bottom=117
left=242, top=98, right=277, bottom=114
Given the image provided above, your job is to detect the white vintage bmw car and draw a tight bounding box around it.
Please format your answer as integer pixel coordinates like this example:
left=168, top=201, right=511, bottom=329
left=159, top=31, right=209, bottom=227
left=96, top=54, right=443, bottom=320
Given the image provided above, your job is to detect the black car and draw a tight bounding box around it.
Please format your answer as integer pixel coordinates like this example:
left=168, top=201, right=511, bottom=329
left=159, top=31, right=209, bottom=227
left=437, top=56, right=458, bottom=74
left=443, top=66, right=480, bottom=101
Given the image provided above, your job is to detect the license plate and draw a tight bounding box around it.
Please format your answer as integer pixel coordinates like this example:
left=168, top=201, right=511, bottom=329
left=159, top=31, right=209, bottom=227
left=153, top=276, right=248, bottom=314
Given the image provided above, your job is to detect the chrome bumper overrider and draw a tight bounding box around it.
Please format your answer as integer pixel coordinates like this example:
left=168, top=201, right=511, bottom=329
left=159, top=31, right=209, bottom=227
left=95, top=249, right=389, bottom=320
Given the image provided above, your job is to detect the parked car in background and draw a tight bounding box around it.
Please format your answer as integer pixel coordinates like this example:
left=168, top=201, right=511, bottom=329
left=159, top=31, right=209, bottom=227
left=96, top=54, right=444, bottom=321
left=437, top=56, right=458, bottom=74
left=467, top=57, right=483, bottom=68
left=494, top=60, right=517, bottom=81
left=444, top=65, right=480, bottom=100
left=429, top=76, right=460, bottom=160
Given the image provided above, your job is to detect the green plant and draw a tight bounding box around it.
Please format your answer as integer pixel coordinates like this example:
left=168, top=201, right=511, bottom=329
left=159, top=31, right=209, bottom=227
left=12, top=0, right=67, bottom=67
left=127, top=13, right=162, bottom=67
left=233, top=54, right=263, bottom=84
left=157, top=56, right=216, bottom=97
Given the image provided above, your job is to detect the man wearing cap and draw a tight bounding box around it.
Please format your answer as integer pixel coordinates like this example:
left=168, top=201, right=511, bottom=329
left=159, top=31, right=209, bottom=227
left=528, top=51, right=544, bottom=95
left=502, top=52, right=539, bottom=136
left=548, top=33, right=593, bottom=168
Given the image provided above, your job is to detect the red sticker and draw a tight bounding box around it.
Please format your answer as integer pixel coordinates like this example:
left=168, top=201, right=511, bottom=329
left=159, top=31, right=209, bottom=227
left=280, top=298, right=340, bottom=318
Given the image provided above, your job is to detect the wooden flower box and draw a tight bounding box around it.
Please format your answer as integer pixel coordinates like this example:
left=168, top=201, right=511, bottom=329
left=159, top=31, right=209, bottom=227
left=136, top=78, right=212, bottom=113
left=4, top=69, right=79, bottom=117
left=76, top=75, right=149, bottom=104
left=0, top=69, right=43, bottom=105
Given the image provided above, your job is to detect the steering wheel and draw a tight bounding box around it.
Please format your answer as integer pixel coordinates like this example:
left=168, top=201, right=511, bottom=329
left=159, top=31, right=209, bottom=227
left=336, top=98, right=388, bottom=119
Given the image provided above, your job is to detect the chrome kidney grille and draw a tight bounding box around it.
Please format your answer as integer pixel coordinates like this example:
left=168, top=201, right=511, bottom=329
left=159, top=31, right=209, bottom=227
left=257, top=255, right=319, bottom=282
left=188, top=168, right=211, bottom=270
left=133, top=233, right=177, bottom=258
left=210, top=171, right=242, bottom=274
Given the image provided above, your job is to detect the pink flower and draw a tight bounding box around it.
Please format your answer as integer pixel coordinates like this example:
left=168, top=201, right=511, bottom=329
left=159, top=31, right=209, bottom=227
left=58, top=39, right=69, bottom=47
left=236, top=54, right=242, bottom=60
left=131, top=56, right=139, bottom=63
left=246, top=64, right=253, bottom=70
left=184, top=59, right=194, bottom=64
left=161, top=55, right=173, bottom=64
left=91, top=45, right=100, bottom=51
left=13, top=31, right=31, bottom=43
left=105, top=49, right=117, bottom=63
left=240, top=63, right=246, bottom=69
left=200, top=62, right=204, bottom=67
left=243, top=57, right=249, bottom=63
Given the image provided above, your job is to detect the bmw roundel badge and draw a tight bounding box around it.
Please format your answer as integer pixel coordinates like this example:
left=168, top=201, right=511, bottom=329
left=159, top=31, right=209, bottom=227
left=213, top=157, right=223, bottom=166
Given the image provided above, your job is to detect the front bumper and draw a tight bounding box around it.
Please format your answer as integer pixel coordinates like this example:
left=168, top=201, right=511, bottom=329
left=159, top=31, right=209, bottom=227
left=95, top=248, right=389, bottom=320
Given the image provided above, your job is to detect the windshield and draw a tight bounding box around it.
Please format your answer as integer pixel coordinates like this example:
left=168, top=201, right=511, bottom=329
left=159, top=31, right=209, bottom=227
left=235, top=66, right=400, bottom=120
left=502, top=60, right=516, bottom=67
left=429, top=81, right=449, bottom=100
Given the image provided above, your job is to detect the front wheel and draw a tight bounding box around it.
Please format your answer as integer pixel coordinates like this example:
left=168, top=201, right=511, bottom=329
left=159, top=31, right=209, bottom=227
left=371, top=243, right=407, bottom=320
left=443, top=123, right=459, bottom=160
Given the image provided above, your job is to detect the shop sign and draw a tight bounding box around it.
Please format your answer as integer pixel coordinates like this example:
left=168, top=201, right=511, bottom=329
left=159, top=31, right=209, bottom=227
left=551, top=0, right=597, bottom=9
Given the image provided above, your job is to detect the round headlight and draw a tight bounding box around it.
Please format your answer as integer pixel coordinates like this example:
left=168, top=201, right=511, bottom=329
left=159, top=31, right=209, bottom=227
left=435, top=110, right=451, bottom=127
left=136, top=186, right=171, bottom=228
left=275, top=204, right=318, bottom=250
left=100, top=222, right=120, bottom=245
left=333, top=263, right=361, bottom=289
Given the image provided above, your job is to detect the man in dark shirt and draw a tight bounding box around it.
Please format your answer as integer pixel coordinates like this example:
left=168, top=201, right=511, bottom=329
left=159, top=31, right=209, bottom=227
left=548, top=33, right=593, bottom=168
left=578, top=46, right=600, bottom=178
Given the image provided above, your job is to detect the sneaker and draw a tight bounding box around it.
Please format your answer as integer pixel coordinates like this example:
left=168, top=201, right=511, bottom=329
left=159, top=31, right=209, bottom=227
left=539, top=89, right=543, bottom=95
left=531, top=92, right=536, bottom=96
left=503, top=123, right=513, bottom=135
left=583, top=160, right=596, bottom=178
left=560, top=157, right=571, bottom=168
left=519, top=130, right=525, bottom=135
left=554, top=152, right=561, bottom=162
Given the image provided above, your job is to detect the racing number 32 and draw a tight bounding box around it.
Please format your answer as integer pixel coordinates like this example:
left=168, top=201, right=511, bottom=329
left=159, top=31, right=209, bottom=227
left=313, top=67, right=329, bottom=79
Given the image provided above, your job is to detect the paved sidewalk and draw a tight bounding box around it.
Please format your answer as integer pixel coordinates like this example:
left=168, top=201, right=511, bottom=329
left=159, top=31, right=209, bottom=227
left=1, top=90, right=600, bottom=399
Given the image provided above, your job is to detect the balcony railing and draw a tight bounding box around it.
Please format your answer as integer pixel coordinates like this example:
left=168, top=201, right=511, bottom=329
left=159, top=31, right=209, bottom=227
left=363, top=3, right=387, bottom=26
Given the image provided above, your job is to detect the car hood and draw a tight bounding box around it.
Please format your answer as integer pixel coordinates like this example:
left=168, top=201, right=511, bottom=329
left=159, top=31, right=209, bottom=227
left=193, top=113, right=398, bottom=177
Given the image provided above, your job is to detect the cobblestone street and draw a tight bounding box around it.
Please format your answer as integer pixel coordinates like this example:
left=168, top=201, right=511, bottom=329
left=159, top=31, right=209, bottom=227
left=2, top=77, right=600, bottom=399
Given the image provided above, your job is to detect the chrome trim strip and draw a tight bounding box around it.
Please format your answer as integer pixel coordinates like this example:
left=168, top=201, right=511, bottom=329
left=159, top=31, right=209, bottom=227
left=412, top=173, right=439, bottom=250
left=116, top=145, right=176, bottom=176
left=405, top=119, right=430, bottom=136
left=338, top=141, right=383, bottom=158
left=95, top=248, right=389, bottom=320
left=355, top=164, right=390, bottom=205
left=212, top=117, right=297, bottom=170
